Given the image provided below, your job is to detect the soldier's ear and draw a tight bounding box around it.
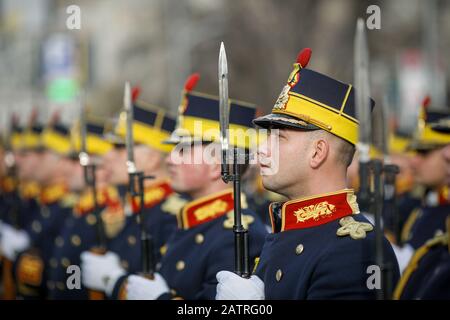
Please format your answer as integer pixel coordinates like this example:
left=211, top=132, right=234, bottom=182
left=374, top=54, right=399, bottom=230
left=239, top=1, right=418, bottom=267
left=309, top=138, right=329, bottom=169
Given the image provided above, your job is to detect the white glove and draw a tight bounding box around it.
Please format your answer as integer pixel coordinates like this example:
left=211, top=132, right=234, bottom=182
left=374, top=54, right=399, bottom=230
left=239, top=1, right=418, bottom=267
left=216, top=271, right=265, bottom=300
left=392, top=243, right=414, bottom=274
left=0, top=223, right=30, bottom=260
left=127, top=273, right=169, bottom=300
left=81, top=251, right=126, bottom=296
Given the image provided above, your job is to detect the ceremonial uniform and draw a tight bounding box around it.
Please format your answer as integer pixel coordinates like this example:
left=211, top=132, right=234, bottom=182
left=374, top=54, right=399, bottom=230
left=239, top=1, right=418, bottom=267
left=242, top=48, right=400, bottom=299
left=13, top=120, right=75, bottom=299
left=46, top=187, right=117, bottom=299
left=14, top=183, right=74, bottom=298
left=46, top=118, right=116, bottom=299
left=254, top=189, right=399, bottom=299
left=400, top=107, right=450, bottom=250
left=394, top=217, right=450, bottom=299
left=156, top=189, right=267, bottom=300
left=80, top=94, right=184, bottom=299
left=393, top=111, right=450, bottom=299
left=131, top=73, right=269, bottom=300
left=110, top=182, right=187, bottom=299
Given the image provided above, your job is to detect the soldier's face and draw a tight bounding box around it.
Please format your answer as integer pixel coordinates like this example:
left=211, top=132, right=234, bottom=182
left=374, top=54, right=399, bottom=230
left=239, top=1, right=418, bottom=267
left=67, top=159, right=84, bottom=192
left=134, top=144, right=163, bottom=175
left=34, top=150, right=60, bottom=184
left=102, top=147, right=128, bottom=185
left=18, top=151, right=42, bottom=181
left=410, top=147, right=447, bottom=187
left=166, top=144, right=217, bottom=196
left=258, top=128, right=311, bottom=198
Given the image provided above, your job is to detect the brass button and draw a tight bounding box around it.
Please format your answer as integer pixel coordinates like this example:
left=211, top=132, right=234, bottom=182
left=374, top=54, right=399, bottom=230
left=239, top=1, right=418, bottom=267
left=71, top=235, right=81, bottom=246
left=61, top=258, right=71, bottom=268
left=127, top=236, right=136, bottom=246
left=32, top=220, right=42, bottom=233
left=160, top=245, right=168, bottom=256
left=295, top=244, right=304, bottom=255
left=56, top=282, right=65, bottom=290
left=120, top=260, right=129, bottom=270
left=170, top=289, right=177, bottom=296
left=176, top=260, right=185, bottom=271
left=195, top=233, right=204, bottom=244
left=50, top=258, right=58, bottom=268
left=276, top=269, right=283, bottom=282
left=41, top=207, right=50, bottom=218
left=47, top=281, right=55, bottom=290
left=86, top=215, right=96, bottom=225
left=55, top=236, right=64, bottom=247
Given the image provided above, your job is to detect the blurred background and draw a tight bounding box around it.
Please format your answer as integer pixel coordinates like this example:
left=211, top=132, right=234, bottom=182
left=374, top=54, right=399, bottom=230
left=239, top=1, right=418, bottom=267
left=0, top=0, right=449, bottom=137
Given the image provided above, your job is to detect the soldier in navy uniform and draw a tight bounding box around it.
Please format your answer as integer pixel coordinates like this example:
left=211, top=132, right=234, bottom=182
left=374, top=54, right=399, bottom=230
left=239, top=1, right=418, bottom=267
left=216, top=48, right=399, bottom=300
left=6, top=113, right=79, bottom=299
left=393, top=113, right=450, bottom=300
left=124, top=74, right=268, bottom=300
left=45, top=117, right=115, bottom=299
left=400, top=102, right=450, bottom=251
left=0, top=118, right=34, bottom=299
left=80, top=93, right=186, bottom=299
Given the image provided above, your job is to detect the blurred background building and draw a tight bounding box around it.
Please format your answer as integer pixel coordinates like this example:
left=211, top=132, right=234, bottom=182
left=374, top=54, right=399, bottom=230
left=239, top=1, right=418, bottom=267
left=0, top=0, right=449, bottom=137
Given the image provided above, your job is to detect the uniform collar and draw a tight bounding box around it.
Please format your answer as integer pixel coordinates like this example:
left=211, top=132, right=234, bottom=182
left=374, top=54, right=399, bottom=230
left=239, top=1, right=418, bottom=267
left=19, top=181, right=40, bottom=200
left=422, top=186, right=450, bottom=207
left=1, top=176, right=17, bottom=193
left=130, top=179, right=173, bottom=213
left=40, top=183, right=68, bottom=205
left=269, top=189, right=359, bottom=233
left=74, top=186, right=121, bottom=216
left=177, top=189, right=234, bottom=230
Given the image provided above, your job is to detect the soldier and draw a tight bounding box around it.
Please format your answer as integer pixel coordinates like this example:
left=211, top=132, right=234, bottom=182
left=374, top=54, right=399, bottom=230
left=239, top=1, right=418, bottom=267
left=45, top=117, right=115, bottom=299
left=393, top=108, right=450, bottom=299
left=431, top=116, right=450, bottom=184
left=400, top=103, right=450, bottom=251
left=0, top=116, right=32, bottom=299
left=80, top=94, right=185, bottom=299
left=6, top=113, right=81, bottom=299
left=215, top=48, right=399, bottom=299
left=124, top=74, right=268, bottom=300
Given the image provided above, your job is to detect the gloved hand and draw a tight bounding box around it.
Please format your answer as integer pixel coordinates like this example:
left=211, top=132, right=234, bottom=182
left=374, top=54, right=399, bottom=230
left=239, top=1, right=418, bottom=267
left=80, top=251, right=126, bottom=296
left=216, top=271, right=265, bottom=300
left=127, top=273, right=169, bottom=300
left=0, top=223, right=30, bottom=260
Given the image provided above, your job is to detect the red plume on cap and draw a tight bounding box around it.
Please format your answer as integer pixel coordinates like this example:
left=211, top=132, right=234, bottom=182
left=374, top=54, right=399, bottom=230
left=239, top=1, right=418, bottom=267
left=422, top=95, right=431, bottom=109
left=184, top=73, right=200, bottom=92
left=296, top=48, right=312, bottom=68
left=132, top=86, right=141, bottom=102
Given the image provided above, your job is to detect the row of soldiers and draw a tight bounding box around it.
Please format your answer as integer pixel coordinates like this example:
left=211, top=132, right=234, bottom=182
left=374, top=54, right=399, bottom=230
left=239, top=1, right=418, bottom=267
left=0, top=45, right=449, bottom=300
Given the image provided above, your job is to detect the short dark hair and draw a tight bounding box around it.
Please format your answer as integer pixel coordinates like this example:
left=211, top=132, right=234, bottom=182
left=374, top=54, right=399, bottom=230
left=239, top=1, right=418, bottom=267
left=309, top=130, right=355, bottom=168
left=336, top=138, right=356, bottom=168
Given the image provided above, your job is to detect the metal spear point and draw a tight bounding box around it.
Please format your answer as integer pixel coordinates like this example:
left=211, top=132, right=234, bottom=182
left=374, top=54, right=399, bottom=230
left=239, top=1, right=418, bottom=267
left=124, top=82, right=137, bottom=174
left=354, top=18, right=372, bottom=162
left=79, top=92, right=89, bottom=168
left=219, top=41, right=230, bottom=182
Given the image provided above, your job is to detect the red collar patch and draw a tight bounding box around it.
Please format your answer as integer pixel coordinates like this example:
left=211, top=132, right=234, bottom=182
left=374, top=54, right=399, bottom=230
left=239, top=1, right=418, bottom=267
left=130, top=180, right=173, bottom=213
left=178, top=189, right=234, bottom=230
left=438, top=186, right=450, bottom=205
left=269, top=189, right=359, bottom=233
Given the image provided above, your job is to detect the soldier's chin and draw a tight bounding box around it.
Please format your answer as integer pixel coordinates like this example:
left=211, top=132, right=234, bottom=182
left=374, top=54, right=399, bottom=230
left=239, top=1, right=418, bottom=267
left=259, top=166, right=276, bottom=176
left=260, top=175, right=278, bottom=193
